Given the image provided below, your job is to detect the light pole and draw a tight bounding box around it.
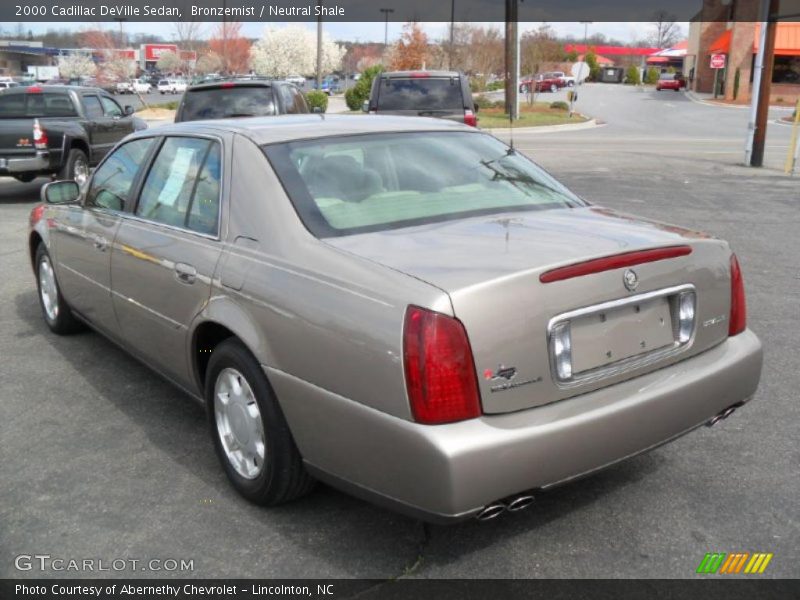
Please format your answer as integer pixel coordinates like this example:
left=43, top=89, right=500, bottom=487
left=380, top=8, right=394, bottom=48
left=316, top=0, right=323, bottom=90
left=449, top=0, right=455, bottom=70
left=578, top=21, right=592, bottom=84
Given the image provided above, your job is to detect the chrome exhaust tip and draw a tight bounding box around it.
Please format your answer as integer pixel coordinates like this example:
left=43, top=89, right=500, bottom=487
left=706, top=404, right=740, bottom=427
left=506, top=494, right=535, bottom=513
left=475, top=502, right=507, bottom=521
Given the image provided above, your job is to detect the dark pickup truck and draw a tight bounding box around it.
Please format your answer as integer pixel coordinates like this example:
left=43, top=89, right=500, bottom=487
left=0, top=85, right=145, bottom=184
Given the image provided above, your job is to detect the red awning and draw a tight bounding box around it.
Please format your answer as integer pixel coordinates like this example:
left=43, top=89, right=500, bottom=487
left=755, top=23, right=800, bottom=57
left=646, top=56, right=671, bottom=64
left=709, top=30, right=732, bottom=54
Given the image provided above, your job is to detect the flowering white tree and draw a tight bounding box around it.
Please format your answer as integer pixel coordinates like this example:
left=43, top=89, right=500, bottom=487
left=58, top=53, right=97, bottom=79
left=156, top=51, right=183, bottom=74
left=250, top=25, right=345, bottom=78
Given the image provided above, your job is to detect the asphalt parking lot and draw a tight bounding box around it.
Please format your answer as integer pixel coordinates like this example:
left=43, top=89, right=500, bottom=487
left=0, top=84, right=798, bottom=579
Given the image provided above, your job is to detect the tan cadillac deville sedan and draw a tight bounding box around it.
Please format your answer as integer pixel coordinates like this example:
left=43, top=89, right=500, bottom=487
left=28, top=115, right=762, bottom=523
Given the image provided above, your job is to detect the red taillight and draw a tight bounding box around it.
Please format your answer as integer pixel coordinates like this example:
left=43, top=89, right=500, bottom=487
left=220, top=82, right=236, bottom=88
left=33, top=119, right=48, bottom=150
left=29, top=204, right=44, bottom=227
left=409, top=72, right=430, bottom=78
left=539, top=245, right=693, bottom=284
left=403, top=306, right=481, bottom=425
left=27, top=86, right=43, bottom=93
left=464, top=110, right=477, bottom=127
left=729, top=253, right=747, bottom=336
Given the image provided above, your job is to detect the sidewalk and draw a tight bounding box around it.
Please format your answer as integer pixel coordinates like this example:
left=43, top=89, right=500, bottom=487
left=686, top=90, right=795, bottom=112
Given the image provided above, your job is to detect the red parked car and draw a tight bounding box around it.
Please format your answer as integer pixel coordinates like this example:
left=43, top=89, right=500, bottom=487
left=519, top=72, right=567, bottom=94
left=656, top=73, right=687, bottom=92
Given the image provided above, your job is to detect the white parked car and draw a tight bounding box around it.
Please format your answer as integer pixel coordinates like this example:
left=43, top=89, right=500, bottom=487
left=553, top=71, right=576, bottom=87
left=115, top=80, right=133, bottom=94
left=157, top=79, right=187, bottom=94
left=286, top=75, right=305, bottom=86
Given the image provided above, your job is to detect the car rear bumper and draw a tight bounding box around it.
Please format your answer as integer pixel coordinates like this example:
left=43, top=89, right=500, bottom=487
left=0, top=151, right=51, bottom=174
left=269, top=329, right=762, bottom=523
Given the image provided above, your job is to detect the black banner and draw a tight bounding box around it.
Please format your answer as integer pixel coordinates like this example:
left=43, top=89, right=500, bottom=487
left=3, top=579, right=800, bottom=600
left=3, top=0, right=800, bottom=23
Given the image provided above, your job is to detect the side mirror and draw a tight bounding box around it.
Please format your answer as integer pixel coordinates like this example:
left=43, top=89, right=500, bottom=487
left=41, top=180, right=80, bottom=205
left=361, top=100, right=369, bottom=113
left=123, top=105, right=135, bottom=116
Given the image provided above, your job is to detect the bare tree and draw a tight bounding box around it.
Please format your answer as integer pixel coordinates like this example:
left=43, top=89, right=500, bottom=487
left=649, top=11, right=682, bottom=48
left=172, top=20, right=203, bottom=52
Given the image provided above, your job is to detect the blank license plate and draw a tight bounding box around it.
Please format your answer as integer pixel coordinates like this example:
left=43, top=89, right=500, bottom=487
left=570, top=297, right=674, bottom=374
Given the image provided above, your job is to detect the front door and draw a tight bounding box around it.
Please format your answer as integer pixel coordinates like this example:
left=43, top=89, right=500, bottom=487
left=111, top=135, right=224, bottom=388
left=50, top=137, right=156, bottom=335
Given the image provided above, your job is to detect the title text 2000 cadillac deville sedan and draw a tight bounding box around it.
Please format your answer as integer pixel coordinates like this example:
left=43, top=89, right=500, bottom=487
left=28, top=116, right=762, bottom=522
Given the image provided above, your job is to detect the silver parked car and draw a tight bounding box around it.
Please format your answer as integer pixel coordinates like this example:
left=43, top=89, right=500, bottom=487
left=29, top=115, right=762, bottom=523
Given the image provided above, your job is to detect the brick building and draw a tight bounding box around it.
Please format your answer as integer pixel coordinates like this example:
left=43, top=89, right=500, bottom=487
left=687, top=0, right=800, bottom=104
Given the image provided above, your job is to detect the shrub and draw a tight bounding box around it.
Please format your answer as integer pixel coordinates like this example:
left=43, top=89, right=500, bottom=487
left=625, top=66, right=641, bottom=85
left=305, top=90, right=328, bottom=113
left=549, top=101, right=569, bottom=111
left=474, top=94, right=495, bottom=109
left=645, top=68, right=659, bottom=85
left=345, top=65, right=383, bottom=111
left=486, top=80, right=505, bottom=92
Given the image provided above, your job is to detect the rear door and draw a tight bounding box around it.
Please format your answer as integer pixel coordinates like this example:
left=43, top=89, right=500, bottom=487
left=110, top=134, right=226, bottom=388
left=50, top=137, right=156, bottom=336
left=375, top=76, right=466, bottom=122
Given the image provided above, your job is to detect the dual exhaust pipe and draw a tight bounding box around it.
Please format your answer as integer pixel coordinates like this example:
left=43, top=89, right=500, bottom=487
left=476, top=493, right=535, bottom=521
left=478, top=403, right=744, bottom=521
left=706, top=402, right=743, bottom=427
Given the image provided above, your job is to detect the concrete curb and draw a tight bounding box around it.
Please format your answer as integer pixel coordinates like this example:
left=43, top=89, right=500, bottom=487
left=482, top=118, right=601, bottom=134
left=685, top=91, right=794, bottom=112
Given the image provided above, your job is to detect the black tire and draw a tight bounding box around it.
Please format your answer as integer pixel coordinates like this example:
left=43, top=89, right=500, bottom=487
left=206, top=339, right=315, bottom=506
left=58, top=147, right=89, bottom=185
left=550, top=84, right=558, bottom=93
left=13, top=173, right=36, bottom=183
left=568, top=81, right=575, bottom=87
left=35, top=244, right=84, bottom=335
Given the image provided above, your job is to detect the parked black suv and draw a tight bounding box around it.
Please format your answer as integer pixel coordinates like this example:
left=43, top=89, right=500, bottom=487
left=366, top=71, right=477, bottom=126
left=175, top=80, right=310, bottom=123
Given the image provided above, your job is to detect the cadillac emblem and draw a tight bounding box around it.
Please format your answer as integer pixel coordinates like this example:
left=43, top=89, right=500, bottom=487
left=623, top=269, right=639, bottom=292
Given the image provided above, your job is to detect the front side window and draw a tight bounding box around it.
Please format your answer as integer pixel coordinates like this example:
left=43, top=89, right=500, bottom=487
left=86, top=138, right=155, bottom=210
left=265, top=132, right=585, bottom=237
left=100, top=96, right=123, bottom=117
left=82, top=95, right=104, bottom=118
left=136, top=137, right=221, bottom=235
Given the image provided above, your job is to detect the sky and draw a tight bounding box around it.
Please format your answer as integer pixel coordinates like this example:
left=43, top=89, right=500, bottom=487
left=18, top=21, right=679, bottom=46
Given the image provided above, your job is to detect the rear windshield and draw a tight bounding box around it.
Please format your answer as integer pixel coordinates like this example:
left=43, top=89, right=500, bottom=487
left=265, top=131, right=585, bottom=237
left=179, top=86, right=276, bottom=121
left=377, top=77, right=463, bottom=111
left=0, top=92, right=77, bottom=118
left=659, top=73, right=677, bottom=80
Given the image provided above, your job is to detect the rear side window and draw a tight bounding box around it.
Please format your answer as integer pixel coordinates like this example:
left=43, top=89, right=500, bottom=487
left=136, top=137, right=221, bottom=235
left=0, top=92, right=77, bottom=117
left=179, top=86, right=277, bottom=121
left=376, top=77, right=464, bottom=111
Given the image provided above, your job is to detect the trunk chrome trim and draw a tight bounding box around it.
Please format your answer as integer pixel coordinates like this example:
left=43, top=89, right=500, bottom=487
left=547, top=284, right=697, bottom=389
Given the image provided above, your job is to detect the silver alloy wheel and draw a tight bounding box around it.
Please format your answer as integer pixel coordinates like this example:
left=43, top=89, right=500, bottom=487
left=73, top=155, right=89, bottom=186
left=38, top=254, right=59, bottom=321
left=214, top=367, right=266, bottom=480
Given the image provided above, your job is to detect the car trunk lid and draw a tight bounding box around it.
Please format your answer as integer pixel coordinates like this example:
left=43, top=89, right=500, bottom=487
left=327, top=206, right=733, bottom=414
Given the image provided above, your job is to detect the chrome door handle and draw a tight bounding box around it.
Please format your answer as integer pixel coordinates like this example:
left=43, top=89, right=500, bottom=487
left=174, top=262, right=197, bottom=284
left=93, top=236, right=108, bottom=251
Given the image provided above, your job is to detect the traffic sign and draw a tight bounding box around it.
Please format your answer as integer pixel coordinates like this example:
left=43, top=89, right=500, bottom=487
left=710, top=54, right=726, bottom=69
